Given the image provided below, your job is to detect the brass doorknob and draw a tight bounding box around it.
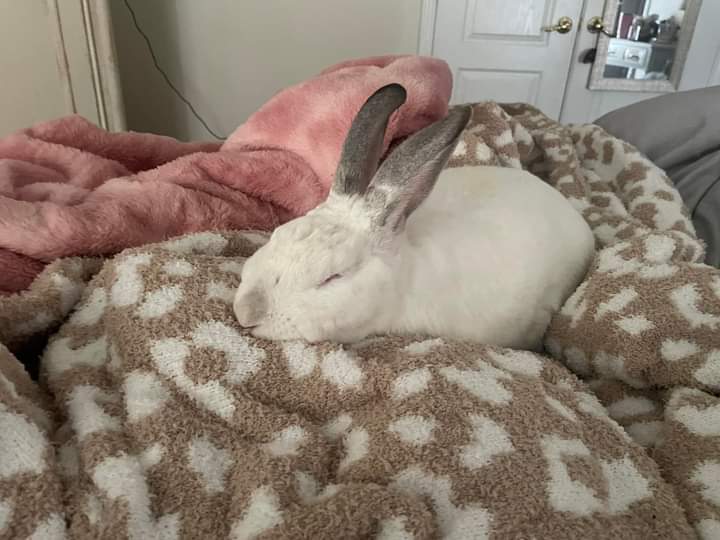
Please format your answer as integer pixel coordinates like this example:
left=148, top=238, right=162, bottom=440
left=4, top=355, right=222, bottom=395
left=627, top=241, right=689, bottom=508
left=587, top=16, right=617, bottom=37
left=542, top=16, right=574, bottom=34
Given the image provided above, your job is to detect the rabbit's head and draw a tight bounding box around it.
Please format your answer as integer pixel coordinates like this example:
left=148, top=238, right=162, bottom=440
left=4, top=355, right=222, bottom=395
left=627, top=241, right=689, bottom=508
left=234, top=83, right=470, bottom=343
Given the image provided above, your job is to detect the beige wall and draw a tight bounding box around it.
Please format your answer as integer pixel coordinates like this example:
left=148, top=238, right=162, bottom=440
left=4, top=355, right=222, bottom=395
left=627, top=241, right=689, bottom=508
left=0, top=1, right=68, bottom=136
left=110, top=0, right=423, bottom=141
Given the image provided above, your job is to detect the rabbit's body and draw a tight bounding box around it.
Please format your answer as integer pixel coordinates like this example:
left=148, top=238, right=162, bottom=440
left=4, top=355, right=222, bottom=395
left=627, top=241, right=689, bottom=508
left=388, top=165, right=594, bottom=349
left=234, top=84, right=595, bottom=350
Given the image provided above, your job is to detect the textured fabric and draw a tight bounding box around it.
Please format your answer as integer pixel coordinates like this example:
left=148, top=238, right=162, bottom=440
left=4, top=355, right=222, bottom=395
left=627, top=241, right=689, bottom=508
left=0, top=55, right=452, bottom=294
left=595, top=86, right=720, bottom=267
left=1, top=102, right=718, bottom=539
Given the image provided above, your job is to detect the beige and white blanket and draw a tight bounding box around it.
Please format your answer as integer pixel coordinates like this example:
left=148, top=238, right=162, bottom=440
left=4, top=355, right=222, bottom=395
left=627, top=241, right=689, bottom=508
left=1, top=103, right=718, bottom=539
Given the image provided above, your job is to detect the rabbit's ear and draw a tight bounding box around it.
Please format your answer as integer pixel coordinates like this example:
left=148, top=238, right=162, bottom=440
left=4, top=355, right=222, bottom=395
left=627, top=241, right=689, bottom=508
left=365, top=105, right=471, bottom=232
left=332, top=83, right=407, bottom=197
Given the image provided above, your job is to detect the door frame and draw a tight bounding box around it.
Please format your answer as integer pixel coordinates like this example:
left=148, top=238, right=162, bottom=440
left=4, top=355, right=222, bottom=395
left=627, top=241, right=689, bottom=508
left=46, top=0, right=126, bottom=131
left=417, top=0, right=438, bottom=55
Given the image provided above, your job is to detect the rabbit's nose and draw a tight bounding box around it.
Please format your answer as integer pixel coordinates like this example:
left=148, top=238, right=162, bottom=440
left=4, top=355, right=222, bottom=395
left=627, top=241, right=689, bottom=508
left=235, top=316, right=258, bottom=329
left=234, top=287, right=268, bottom=328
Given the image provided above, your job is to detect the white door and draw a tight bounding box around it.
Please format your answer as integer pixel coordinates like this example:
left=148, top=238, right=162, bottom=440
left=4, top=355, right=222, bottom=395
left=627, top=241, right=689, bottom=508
left=430, top=0, right=584, bottom=119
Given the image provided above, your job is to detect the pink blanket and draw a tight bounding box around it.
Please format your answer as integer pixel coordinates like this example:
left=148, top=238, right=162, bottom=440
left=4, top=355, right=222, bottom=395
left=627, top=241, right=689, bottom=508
left=0, top=55, right=452, bottom=294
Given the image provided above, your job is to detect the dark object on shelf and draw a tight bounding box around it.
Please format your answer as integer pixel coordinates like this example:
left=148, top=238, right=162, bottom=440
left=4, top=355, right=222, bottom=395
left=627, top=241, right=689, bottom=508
left=582, top=48, right=597, bottom=64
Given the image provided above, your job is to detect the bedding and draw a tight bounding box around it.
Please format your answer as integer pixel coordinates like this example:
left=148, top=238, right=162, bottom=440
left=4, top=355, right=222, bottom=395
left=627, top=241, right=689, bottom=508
left=595, top=85, right=720, bottom=268
left=0, top=55, right=451, bottom=294
left=1, top=102, right=719, bottom=539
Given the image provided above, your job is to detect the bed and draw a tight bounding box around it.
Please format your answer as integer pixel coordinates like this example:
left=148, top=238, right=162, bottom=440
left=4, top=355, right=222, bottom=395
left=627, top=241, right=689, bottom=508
left=1, top=99, right=718, bottom=539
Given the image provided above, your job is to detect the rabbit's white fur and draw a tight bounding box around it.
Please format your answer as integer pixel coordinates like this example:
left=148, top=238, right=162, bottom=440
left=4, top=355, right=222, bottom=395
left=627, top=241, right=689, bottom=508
left=235, top=166, right=594, bottom=349
left=234, top=84, right=595, bottom=349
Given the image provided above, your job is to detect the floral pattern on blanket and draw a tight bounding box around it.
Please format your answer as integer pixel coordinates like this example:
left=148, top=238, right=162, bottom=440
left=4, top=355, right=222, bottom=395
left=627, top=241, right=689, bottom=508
left=0, top=103, right=718, bottom=539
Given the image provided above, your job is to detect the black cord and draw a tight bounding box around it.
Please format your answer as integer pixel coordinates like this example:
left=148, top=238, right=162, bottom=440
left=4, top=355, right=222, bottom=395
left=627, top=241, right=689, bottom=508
left=122, top=0, right=226, bottom=140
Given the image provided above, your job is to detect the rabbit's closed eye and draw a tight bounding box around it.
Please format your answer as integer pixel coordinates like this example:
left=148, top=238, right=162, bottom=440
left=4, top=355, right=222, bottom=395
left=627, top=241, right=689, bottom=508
left=318, top=273, right=342, bottom=287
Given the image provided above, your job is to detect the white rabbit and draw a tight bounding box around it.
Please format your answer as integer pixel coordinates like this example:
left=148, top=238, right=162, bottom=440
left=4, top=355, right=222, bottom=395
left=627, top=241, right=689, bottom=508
left=234, top=83, right=595, bottom=350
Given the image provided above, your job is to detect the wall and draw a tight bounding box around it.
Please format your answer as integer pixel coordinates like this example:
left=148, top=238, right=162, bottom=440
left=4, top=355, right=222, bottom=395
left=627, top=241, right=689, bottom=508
left=0, top=1, right=68, bottom=136
left=110, top=0, right=423, bottom=141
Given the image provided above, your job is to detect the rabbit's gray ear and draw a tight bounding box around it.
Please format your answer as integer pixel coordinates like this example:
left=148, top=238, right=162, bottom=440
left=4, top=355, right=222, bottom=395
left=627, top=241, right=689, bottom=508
left=365, top=105, right=472, bottom=232
left=332, top=83, right=407, bottom=197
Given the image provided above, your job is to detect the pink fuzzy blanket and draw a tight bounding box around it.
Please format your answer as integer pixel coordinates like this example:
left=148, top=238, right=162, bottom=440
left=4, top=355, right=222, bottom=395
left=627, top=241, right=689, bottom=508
left=0, top=55, right=451, bottom=294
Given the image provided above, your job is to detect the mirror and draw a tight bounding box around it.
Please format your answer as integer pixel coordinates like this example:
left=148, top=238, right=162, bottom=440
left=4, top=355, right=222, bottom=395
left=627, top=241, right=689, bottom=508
left=588, top=0, right=702, bottom=92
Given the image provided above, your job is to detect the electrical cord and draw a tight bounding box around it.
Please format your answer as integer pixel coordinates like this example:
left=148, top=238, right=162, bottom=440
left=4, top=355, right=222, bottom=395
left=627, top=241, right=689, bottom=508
left=122, top=0, right=227, bottom=140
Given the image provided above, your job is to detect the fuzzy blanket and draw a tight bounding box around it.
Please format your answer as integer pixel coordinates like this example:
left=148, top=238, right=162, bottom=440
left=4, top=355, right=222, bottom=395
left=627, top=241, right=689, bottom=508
left=1, top=103, right=719, bottom=539
left=0, top=55, right=451, bottom=294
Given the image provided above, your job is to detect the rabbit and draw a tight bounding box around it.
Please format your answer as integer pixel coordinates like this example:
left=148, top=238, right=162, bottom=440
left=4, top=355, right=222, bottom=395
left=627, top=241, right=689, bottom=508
left=234, top=83, right=595, bottom=350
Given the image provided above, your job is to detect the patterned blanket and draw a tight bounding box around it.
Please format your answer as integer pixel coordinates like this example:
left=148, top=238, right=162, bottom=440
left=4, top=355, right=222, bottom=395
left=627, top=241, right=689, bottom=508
left=1, top=103, right=718, bottom=539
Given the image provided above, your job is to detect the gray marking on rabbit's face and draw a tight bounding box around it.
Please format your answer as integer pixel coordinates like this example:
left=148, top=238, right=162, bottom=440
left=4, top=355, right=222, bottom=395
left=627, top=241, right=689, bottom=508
left=333, top=84, right=470, bottom=233
left=332, top=83, right=407, bottom=198
left=365, top=104, right=472, bottom=232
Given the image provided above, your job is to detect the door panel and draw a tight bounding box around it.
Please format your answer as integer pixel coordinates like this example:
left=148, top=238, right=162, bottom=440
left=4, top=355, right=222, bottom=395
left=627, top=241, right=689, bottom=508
left=466, top=0, right=550, bottom=39
left=455, top=69, right=542, bottom=104
left=432, top=0, right=584, bottom=119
